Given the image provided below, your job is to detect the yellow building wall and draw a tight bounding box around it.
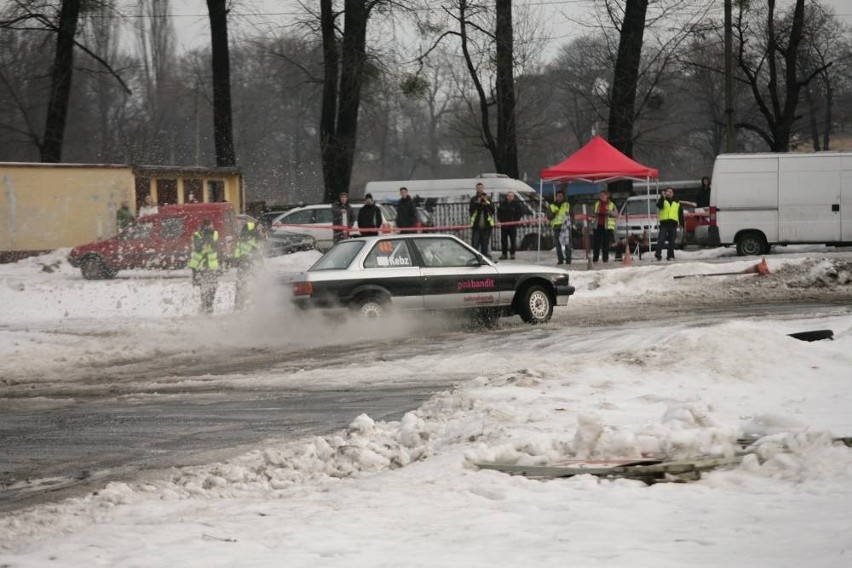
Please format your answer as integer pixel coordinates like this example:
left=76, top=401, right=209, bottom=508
left=1, top=164, right=134, bottom=251
left=1, top=164, right=244, bottom=252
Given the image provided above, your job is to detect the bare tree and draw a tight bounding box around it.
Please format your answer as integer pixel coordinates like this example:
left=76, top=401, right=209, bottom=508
left=206, top=0, right=236, bottom=167
left=41, top=0, right=81, bottom=162
left=734, top=0, right=828, bottom=151
left=423, top=0, right=521, bottom=176
left=606, top=0, right=649, bottom=159
left=319, top=0, right=378, bottom=202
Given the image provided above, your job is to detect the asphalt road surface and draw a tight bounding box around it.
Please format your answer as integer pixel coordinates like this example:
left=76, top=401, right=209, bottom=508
left=2, top=297, right=850, bottom=513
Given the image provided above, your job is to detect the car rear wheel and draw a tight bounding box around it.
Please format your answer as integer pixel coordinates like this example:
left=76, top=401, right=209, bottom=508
left=518, top=285, right=553, bottom=324
left=355, top=296, right=388, bottom=320
left=81, top=256, right=111, bottom=280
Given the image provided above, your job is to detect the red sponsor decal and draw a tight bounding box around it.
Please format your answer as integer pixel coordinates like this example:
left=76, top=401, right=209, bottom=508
left=457, top=278, right=495, bottom=291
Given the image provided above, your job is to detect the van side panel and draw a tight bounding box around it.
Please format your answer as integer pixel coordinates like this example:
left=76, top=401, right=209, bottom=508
left=712, top=155, right=779, bottom=245
left=779, top=155, right=841, bottom=242
left=843, top=155, right=852, bottom=242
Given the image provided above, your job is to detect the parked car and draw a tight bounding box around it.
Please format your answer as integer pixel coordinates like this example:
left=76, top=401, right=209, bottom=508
left=68, top=203, right=239, bottom=279
left=269, top=203, right=397, bottom=251
left=614, top=193, right=717, bottom=249
left=415, top=207, right=436, bottom=232
left=288, top=234, right=575, bottom=325
left=258, top=210, right=287, bottom=231
left=265, top=232, right=316, bottom=256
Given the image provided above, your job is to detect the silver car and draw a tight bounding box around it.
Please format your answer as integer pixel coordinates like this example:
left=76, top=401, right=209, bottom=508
left=288, top=234, right=575, bottom=325
left=270, top=203, right=397, bottom=251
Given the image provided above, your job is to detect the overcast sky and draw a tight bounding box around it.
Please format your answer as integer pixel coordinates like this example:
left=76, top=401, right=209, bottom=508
left=155, top=0, right=852, bottom=58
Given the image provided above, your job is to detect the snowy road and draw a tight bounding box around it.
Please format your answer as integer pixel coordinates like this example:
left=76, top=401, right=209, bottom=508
left=3, top=297, right=850, bottom=513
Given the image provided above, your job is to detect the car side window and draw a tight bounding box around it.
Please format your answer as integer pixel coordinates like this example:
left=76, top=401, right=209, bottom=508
left=364, top=239, right=413, bottom=268
left=122, top=222, right=153, bottom=241
left=414, top=238, right=477, bottom=267
left=283, top=210, right=313, bottom=224
left=315, top=208, right=333, bottom=224
left=160, top=217, right=184, bottom=239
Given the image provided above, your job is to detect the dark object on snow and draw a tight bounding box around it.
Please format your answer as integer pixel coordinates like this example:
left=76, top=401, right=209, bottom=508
left=674, top=258, right=770, bottom=279
left=787, top=329, right=834, bottom=342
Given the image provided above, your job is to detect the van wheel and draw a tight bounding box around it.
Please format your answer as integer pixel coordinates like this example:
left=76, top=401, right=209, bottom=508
left=736, top=232, right=767, bottom=256
left=517, top=285, right=553, bottom=324
left=81, top=257, right=110, bottom=280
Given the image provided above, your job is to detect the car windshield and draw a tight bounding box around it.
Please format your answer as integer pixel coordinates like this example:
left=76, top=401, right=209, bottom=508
left=622, top=199, right=656, bottom=216
left=309, top=241, right=364, bottom=270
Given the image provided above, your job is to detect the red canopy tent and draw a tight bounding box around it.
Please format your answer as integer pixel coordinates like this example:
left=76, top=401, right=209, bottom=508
left=540, top=134, right=658, bottom=183
left=537, top=135, right=660, bottom=259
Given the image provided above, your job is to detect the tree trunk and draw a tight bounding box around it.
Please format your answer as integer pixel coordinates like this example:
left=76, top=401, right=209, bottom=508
left=606, top=0, right=648, bottom=159
left=319, top=0, right=370, bottom=203
left=41, top=0, right=81, bottom=163
left=206, top=0, right=236, bottom=167
left=494, top=0, right=519, bottom=178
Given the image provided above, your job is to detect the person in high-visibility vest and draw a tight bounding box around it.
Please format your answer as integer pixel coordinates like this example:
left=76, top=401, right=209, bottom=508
left=655, top=187, right=684, bottom=261
left=548, top=190, right=571, bottom=265
left=469, top=182, right=495, bottom=257
left=233, top=220, right=263, bottom=309
left=592, top=190, right=617, bottom=263
left=188, top=219, right=220, bottom=314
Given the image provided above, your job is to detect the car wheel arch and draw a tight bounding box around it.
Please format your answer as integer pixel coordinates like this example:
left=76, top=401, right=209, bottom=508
left=347, top=284, right=392, bottom=306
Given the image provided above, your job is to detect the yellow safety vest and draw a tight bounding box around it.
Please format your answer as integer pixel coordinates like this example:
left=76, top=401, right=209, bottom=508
left=470, top=205, right=495, bottom=228
left=234, top=222, right=260, bottom=258
left=658, top=200, right=681, bottom=223
left=593, top=200, right=617, bottom=230
left=549, top=202, right=570, bottom=227
left=188, top=229, right=220, bottom=270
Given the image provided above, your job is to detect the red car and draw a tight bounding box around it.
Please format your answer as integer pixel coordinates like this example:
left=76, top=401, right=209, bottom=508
left=68, top=203, right=238, bottom=279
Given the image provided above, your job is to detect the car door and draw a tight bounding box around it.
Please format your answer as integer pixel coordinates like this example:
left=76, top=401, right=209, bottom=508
left=413, top=237, right=500, bottom=309
left=359, top=238, right=423, bottom=309
left=114, top=220, right=156, bottom=268
left=145, top=216, right=188, bottom=268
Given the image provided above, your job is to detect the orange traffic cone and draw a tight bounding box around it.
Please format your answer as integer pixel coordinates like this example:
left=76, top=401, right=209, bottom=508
left=741, top=257, right=770, bottom=275
left=674, top=257, right=771, bottom=279
left=623, top=247, right=633, bottom=266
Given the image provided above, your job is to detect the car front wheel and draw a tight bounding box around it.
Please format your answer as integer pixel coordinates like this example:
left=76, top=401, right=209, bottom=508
left=518, top=285, right=553, bottom=324
left=81, top=256, right=111, bottom=280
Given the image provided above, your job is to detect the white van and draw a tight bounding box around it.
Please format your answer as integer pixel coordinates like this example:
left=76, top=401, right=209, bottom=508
left=363, top=174, right=540, bottom=205
left=709, top=152, right=852, bottom=255
left=364, top=174, right=553, bottom=251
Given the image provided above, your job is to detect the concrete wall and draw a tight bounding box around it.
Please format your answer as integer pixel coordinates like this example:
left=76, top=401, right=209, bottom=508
left=1, top=164, right=134, bottom=252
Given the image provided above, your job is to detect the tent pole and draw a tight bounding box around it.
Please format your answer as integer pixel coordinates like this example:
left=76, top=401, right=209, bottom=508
left=537, top=179, right=543, bottom=263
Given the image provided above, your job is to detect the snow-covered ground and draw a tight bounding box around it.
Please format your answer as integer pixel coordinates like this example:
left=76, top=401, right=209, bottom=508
left=1, top=245, right=851, bottom=567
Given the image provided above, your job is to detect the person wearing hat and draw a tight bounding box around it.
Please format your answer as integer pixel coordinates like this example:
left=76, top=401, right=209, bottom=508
left=357, top=193, right=383, bottom=237
left=331, top=191, right=354, bottom=243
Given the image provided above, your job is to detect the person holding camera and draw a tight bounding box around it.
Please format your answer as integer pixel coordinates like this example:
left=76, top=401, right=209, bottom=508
left=469, top=182, right=495, bottom=257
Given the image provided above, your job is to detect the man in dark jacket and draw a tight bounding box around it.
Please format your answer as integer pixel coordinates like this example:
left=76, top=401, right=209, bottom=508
left=497, top=191, right=525, bottom=259
left=331, top=192, right=354, bottom=243
left=357, top=193, right=383, bottom=237
left=655, top=187, right=684, bottom=261
left=396, top=186, right=417, bottom=232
